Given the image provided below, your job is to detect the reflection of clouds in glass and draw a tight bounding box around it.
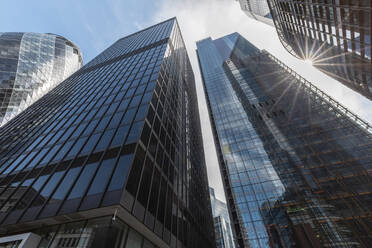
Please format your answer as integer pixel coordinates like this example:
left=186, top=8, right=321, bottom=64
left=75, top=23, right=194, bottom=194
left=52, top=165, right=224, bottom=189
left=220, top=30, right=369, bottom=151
left=198, top=36, right=290, bottom=246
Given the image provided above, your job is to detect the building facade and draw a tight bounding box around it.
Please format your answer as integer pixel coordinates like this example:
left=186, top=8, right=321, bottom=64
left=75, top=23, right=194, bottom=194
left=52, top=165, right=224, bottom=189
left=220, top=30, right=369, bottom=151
left=0, top=32, right=83, bottom=126
left=267, top=0, right=372, bottom=100
left=0, top=18, right=215, bottom=248
left=197, top=33, right=372, bottom=247
left=210, top=187, right=235, bottom=248
left=235, top=0, right=274, bottom=26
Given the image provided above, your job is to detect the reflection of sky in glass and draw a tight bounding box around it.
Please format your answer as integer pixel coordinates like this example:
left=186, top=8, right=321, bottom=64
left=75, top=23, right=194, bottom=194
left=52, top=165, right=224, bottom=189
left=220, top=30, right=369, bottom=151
left=197, top=34, right=285, bottom=247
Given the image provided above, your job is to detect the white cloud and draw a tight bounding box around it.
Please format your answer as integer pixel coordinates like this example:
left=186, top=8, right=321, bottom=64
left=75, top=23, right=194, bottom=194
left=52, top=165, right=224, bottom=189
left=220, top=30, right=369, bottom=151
left=151, top=0, right=372, bottom=202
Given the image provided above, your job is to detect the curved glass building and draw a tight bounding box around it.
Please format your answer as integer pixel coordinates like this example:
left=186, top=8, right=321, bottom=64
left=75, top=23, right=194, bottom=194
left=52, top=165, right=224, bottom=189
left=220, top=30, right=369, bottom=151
left=0, top=32, right=83, bottom=126
left=267, top=0, right=372, bottom=100
left=236, top=0, right=274, bottom=26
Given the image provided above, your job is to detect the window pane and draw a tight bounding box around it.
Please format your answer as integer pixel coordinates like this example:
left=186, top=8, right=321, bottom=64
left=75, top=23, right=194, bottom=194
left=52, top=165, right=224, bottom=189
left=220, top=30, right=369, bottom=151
left=68, top=162, right=99, bottom=199
left=126, top=121, right=143, bottom=144
left=87, top=159, right=116, bottom=195
left=66, top=137, right=88, bottom=158
left=36, top=171, right=64, bottom=204
left=122, top=108, right=136, bottom=124
left=52, top=167, right=82, bottom=200
left=48, top=221, right=86, bottom=247
left=125, top=229, right=142, bottom=248
left=108, top=154, right=133, bottom=191
left=94, top=129, right=115, bottom=152
left=137, top=158, right=153, bottom=206
left=111, top=126, right=129, bottom=147
left=81, top=133, right=100, bottom=154
left=108, top=112, right=124, bottom=129
left=135, top=105, right=148, bottom=121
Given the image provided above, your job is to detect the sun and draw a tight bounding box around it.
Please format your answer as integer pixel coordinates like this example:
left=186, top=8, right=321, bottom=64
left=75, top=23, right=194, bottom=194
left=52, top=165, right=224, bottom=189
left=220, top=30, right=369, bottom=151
left=304, top=59, right=313, bottom=65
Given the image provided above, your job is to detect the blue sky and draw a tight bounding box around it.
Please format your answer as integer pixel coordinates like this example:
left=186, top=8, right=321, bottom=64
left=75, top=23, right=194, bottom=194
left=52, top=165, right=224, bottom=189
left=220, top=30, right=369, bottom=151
left=3, top=0, right=372, bottom=202
left=0, top=0, right=160, bottom=62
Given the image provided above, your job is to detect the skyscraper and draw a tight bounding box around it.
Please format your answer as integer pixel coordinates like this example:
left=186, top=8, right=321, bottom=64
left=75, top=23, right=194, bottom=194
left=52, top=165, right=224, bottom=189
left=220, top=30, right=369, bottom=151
left=197, top=33, right=372, bottom=247
left=235, top=0, right=274, bottom=26
left=210, top=187, right=235, bottom=248
left=0, top=32, right=83, bottom=126
left=0, top=18, right=215, bottom=248
left=267, top=0, right=372, bottom=100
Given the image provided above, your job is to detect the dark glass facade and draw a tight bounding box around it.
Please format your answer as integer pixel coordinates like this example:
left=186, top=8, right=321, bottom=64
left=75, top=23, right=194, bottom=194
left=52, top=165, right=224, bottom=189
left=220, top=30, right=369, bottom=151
left=267, top=0, right=372, bottom=100
left=197, top=33, right=372, bottom=248
left=0, top=18, right=215, bottom=248
left=0, top=32, right=83, bottom=126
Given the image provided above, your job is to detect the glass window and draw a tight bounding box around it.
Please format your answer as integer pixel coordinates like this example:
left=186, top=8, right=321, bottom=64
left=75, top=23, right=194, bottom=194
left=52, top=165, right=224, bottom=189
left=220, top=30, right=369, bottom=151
left=80, top=133, right=100, bottom=155
left=125, top=229, right=142, bottom=248
left=94, top=129, right=115, bottom=152
left=111, top=126, right=129, bottom=147
left=126, top=121, right=143, bottom=144
left=68, top=162, right=99, bottom=199
left=118, top=99, right=130, bottom=112
left=76, top=217, right=126, bottom=247
left=66, top=137, right=88, bottom=158
left=48, top=221, right=86, bottom=248
left=129, top=95, right=141, bottom=108
left=70, top=123, right=87, bottom=139
left=36, top=170, right=65, bottom=202
left=141, top=92, right=152, bottom=104
left=125, top=89, right=135, bottom=99
left=95, top=105, right=109, bottom=119
left=137, top=158, right=153, bottom=206
left=58, top=128, right=74, bottom=143
left=82, top=119, right=99, bottom=136
left=142, top=240, right=155, bottom=248
left=38, top=145, right=60, bottom=166
left=3, top=154, right=26, bottom=174
left=108, top=112, right=124, bottom=129
left=156, top=177, right=167, bottom=223
left=135, top=105, right=148, bottom=121
left=140, top=123, right=151, bottom=147
left=135, top=85, right=146, bottom=95
left=31, top=175, right=49, bottom=192
left=146, top=81, right=156, bottom=93
left=122, top=108, right=136, bottom=124
left=46, top=131, right=63, bottom=146
left=107, top=102, right=120, bottom=114
left=86, top=159, right=116, bottom=195
left=52, top=140, right=74, bottom=162
left=96, top=116, right=111, bottom=132
left=108, top=154, right=133, bottom=191
left=52, top=167, right=82, bottom=200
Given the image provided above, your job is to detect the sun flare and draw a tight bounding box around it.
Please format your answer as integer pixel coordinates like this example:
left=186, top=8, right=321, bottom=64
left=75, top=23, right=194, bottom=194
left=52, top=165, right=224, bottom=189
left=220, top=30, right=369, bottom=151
left=304, top=59, right=313, bottom=65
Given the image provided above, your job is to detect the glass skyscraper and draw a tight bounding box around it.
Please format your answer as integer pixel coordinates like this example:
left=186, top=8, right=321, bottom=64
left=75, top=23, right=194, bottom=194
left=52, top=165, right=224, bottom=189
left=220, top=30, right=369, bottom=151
left=210, top=187, right=235, bottom=248
left=235, top=0, right=274, bottom=26
left=0, top=18, right=215, bottom=248
left=197, top=33, right=372, bottom=247
left=267, top=0, right=372, bottom=100
left=0, top=32, right=83, bottom=126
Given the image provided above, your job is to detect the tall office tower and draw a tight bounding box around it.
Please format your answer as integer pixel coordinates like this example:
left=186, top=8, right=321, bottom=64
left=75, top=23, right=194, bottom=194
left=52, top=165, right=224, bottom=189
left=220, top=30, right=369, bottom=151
left=235, top=0, right=274, bottom=26
left=0, top=18, right=215, bottom=248
left=210, top=187, right=235, bottom=248
left=0, top=32, right=83, bottom=126
left=267, top=0, right=372, bottom=100
left=197, top=32, right=372, bottom=248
